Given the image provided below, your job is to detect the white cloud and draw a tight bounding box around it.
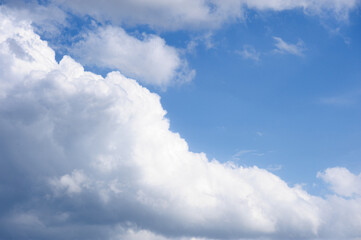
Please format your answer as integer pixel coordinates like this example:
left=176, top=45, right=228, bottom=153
left=232, top=149, right=265, bottom=160
left=273, top=36, right=306, bottom=56
left=232, top=149, right=265, bottom=161
left=237, top=45, right=261, bottom=61
left=5, top=0, right=358, bottom=32
left=317, top=167, right=361, bottom=197
left=0, top=1, right=67, bottom=36
left=50, top=0, right=359, bottom=30
left=1, top=8, right=361, bottom=240
left=243, top=0, right=358, bottom=16
left=111, top=227, right=210, bottom=240
left=186, top=32, right=215, bottom=54
left=54, top=0, right=215, bottom=30
left=50, top=170, right=89, bottom=194
left=70, top=26, right=195, bottom=88
left=267, top=164, right=283, bottom=172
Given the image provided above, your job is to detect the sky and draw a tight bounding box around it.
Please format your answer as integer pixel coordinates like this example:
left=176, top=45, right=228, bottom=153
left=0, top=0, right=361, bottom=240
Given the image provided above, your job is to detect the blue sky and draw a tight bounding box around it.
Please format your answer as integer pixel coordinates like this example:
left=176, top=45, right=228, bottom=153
left=162, top=9, right=361, bottom=188
left=1, top=0, right=361, bottom=239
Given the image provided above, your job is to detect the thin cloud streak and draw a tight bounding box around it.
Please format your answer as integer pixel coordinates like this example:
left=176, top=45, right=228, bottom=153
left=273, top=36, right=306, bottom=56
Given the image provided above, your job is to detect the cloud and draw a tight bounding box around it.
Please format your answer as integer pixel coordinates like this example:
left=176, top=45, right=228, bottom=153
left=0, top=0, right=67, bottom=37
left=232, top=149, right=265, bottom=161
left=320, top=96, right=355, bottom=106
left=267, top=165, right=283, bottom=172
left=50, top=170, right=89, bottom=195
left=4, top=0, right=359, bottom=32
left=186, top=32, right=215, bottom=54
left=69, top=26, right=195, bottom=88
left=317, top=167, right=361, bottom=197
left=273, top=37, right=306, bottom=56
left=1, top=8, right=361, bottom=240
left=110, top=227, right=203, bottom=240
left=47, top=0, right=360, bottom=30
left=319, top=89, right=361, bottom=106
left=237, top=45, right=261, bottom=61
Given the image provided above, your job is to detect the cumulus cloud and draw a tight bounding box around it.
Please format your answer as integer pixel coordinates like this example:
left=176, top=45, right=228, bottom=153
left=1, top=7, right=361, bottom=240
left=70, top=26, right=194, bottom=88
left=317, top=167, right=361, bottom=197
left=50, top=0, right=359, bottom=30
left=273, top=37, right=306, bottom=56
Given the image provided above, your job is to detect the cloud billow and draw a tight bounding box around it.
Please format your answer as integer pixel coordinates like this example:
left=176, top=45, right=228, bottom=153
left=0, top=7, right=361, bottom=240
left=70, top=26, right=195, bottom=88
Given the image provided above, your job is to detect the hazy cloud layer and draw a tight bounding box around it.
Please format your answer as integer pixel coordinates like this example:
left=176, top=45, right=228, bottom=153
left=3, top=0, right=359, bottom=31
left=70, top=26, right=195, bottom=88
left=1, top=8, right=361, bottom=240
left=53, top=0, right=359, bottom=30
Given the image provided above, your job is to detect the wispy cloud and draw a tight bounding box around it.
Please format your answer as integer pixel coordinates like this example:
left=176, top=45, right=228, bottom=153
left=232, top=149, right=265, bottom=160
left=319, top=89, right=361, bottom=106
left=186, top=32, right=215, bottom=55
left=267, top=164, right=283, bottom=172
left=320, top=96, right=354, bottom=106
left=237, top=45, right=260, bottom=61
left=273, top=36, right=305, bottom=56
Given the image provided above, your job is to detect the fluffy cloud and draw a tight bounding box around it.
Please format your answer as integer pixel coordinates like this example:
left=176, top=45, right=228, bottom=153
left=51, top=0, right=359, bottom=30
left=1, top=8, right=361, bottom=240
left=317, top=167, right=361, bottom=197
left=70, top=26, right=195, bottom=88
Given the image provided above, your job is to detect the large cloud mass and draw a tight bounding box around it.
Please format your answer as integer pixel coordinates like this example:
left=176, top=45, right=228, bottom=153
left=1, top=7, right=361, bottom=240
